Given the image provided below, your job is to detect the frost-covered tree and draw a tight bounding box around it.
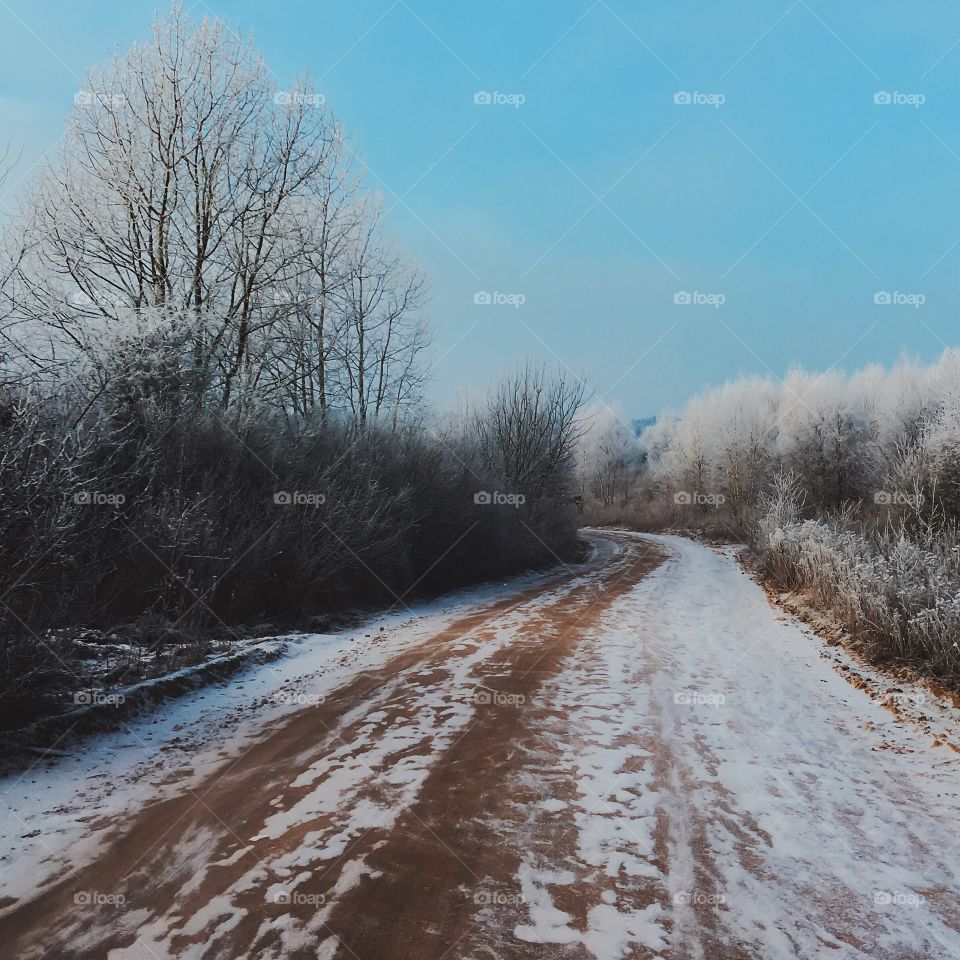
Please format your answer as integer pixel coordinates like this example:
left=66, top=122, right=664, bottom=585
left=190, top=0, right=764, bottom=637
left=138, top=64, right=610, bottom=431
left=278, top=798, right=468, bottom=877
left=576, top=406, right=645, bottom=506
left=331, top=199, right=429, bottom=428
left=642, top=351, right=960, bottom=522
left=920, top=350, right=960, bottom=514
left=1, top=4, right=429, bottom=424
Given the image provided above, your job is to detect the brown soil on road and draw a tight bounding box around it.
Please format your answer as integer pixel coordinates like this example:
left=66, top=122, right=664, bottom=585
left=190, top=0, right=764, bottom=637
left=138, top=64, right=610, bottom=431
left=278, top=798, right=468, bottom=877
left=1, top=533, right=666, bottom=960
left=324, top=538, right=666, bottom=960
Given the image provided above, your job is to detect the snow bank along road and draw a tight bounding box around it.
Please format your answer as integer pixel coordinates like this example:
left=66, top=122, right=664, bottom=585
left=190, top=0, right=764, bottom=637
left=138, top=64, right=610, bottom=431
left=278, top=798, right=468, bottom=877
left=3, top=531, right=960, bottom=959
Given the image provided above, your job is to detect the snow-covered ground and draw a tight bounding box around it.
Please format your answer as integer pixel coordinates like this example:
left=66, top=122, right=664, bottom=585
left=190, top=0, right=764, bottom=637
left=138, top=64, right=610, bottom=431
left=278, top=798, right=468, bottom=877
left=0, top=556, right=586, bottom=908
left=505, top=533, right=960, bottom=958
left=4, top=531, right=960, bottom=959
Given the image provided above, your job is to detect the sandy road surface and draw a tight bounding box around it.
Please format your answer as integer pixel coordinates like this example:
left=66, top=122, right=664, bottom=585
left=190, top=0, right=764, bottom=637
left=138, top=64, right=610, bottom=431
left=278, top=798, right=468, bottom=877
left=3, top=531, right=960, bottom=959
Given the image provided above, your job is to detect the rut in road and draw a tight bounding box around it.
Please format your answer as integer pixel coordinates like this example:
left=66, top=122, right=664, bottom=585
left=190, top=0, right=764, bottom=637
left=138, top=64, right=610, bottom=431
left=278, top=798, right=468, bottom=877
left=3, top=533, right=665, bottom=960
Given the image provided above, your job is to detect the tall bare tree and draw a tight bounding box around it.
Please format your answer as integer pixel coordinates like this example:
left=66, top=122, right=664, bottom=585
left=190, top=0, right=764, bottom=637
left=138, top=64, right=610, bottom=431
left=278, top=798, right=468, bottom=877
left=333, top=199, right=429, bottom=428
left=476, top=366, right=585, bottom=499
left=1, top=4, right=429, bottom=424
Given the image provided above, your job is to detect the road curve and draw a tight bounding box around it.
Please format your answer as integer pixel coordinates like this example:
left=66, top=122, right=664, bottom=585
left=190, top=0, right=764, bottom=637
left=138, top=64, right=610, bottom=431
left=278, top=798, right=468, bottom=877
left=3, top=531, right=960, bottom=959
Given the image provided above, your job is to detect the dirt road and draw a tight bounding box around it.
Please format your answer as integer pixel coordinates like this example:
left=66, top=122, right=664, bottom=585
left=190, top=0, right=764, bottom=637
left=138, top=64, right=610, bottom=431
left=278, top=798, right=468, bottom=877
left=3, top=531, right=960, bottom=959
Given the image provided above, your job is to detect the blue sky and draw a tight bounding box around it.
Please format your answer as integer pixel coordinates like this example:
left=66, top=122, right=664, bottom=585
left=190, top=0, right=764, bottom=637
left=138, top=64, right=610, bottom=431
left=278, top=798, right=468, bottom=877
left=1, top=0, right=958, bottom=417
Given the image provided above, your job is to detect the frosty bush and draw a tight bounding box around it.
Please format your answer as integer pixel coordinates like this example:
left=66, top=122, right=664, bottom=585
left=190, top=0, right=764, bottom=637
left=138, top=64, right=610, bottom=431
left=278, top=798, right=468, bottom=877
left=756, top=514, right=960, bottom=678
left=0, top=369, right=583, bottom=700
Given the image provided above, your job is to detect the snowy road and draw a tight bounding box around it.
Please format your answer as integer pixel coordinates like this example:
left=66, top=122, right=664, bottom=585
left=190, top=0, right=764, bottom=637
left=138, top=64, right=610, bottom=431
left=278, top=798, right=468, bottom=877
left=3, top=531, right=960, bottom=959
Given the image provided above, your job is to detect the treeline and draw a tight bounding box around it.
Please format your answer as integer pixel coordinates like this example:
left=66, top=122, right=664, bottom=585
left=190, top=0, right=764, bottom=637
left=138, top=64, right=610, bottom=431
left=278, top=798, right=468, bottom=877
left=0, top=371, right=582, bottom=683
left=574, top=407, right=647, bottom=523
left=630, top=350, right=960, bottom=682
left=640, top=352, right=960, bottom=528
left=0, top=7, right=583, bottom=708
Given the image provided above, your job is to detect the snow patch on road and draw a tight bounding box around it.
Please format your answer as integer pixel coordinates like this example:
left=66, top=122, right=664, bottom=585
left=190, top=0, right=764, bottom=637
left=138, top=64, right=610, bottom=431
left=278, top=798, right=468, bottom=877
left=632, top=533, right=960, bottom=959
left=514, top=862, right=665, bottom=957
left=506, top=531, right=960, bottom=959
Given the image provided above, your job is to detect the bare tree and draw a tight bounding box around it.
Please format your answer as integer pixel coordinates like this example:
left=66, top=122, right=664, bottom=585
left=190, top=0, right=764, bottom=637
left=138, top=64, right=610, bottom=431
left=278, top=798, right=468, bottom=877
left=332, top=199, right=430, bottom=428
left=4, top=5, right=334, bottom=409
left=476, top=366, right=585, bottom=499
